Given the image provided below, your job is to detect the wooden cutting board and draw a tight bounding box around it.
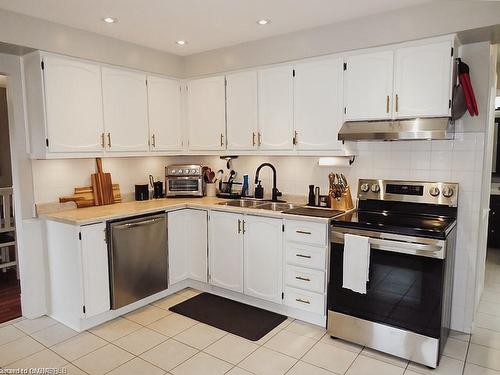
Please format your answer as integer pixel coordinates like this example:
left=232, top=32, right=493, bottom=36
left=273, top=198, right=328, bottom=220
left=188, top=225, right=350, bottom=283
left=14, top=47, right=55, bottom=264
left=60, top=184, right=122, bottom=208
left=92, top=158, right=114, bottom=205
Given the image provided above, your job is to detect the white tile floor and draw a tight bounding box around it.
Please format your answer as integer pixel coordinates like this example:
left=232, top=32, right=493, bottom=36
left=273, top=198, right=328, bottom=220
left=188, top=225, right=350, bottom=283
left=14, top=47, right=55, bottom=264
left=2, top=252, right=500, bottom=375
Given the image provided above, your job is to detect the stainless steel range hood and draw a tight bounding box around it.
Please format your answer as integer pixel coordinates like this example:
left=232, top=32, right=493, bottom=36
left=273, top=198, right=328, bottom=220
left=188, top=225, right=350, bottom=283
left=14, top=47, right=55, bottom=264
left=338, top=117, right=454, bottom=141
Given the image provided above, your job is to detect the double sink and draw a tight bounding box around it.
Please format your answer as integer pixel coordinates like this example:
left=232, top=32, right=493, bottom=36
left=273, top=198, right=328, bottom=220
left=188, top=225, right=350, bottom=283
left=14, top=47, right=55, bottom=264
left=217, top=199, right=300, bottom=212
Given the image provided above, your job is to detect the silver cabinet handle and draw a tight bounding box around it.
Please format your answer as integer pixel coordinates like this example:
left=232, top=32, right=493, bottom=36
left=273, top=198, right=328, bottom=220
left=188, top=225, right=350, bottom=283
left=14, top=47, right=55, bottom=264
left=258, top=132, right=262, bottom=146
left=295, top=276, right=311, bottom=282
left=295, top=298, right=310, bottom=304
left=242, top=220, right=246, bottom=234
left=252, top=132, right=256, bottom=146
left=395, top=94, right=399, bottom=112
left=296, top=253, right=312, bottom=259
left=238, top=219, right=241, bottom=234
left=296, top=230, right=311, bottom=235
left=101, top=133, right=105, bottom=148
left=220, top=133, right=224, bottom=147
left=386, top=95, right=390, bottom=113
left=151, top=134, right=156, bottom=148
left=107, top=132, right=112, bottom=148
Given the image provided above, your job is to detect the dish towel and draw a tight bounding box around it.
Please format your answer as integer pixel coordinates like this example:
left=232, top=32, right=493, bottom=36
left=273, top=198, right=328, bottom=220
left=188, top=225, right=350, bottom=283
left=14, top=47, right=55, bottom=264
left=342, top=234, right=371, bottom=294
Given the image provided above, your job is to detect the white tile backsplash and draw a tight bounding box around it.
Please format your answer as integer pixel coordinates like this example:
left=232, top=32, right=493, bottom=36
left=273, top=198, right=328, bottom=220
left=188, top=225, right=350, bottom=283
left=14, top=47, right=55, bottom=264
left=31, top=132, right=486, bottom=333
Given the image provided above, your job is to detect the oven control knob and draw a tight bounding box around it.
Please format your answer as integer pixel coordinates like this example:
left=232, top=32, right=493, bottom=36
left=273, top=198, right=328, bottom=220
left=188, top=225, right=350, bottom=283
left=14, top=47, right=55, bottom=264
left=371, top=184, right=380, bottom=193
left=360, top=183, right=370, bottom=192
left=442, top=186, right=454, bottom=198
left=429, top=186, right=440, bottom=197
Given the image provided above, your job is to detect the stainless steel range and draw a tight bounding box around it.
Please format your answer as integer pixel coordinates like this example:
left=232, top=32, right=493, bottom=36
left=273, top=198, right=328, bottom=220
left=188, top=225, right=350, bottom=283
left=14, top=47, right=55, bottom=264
left=328, top=179, right=458, bottom=368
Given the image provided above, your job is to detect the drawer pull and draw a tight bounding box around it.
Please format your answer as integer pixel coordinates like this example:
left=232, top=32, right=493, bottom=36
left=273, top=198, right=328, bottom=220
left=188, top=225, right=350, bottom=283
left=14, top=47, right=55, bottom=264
left=296, top=230, right=311, bottom=235
left=295, top=298, right=310, bottom=304
left=295, top=276, right=311, bottom=282
left=296, top=253, right=312, bottom=259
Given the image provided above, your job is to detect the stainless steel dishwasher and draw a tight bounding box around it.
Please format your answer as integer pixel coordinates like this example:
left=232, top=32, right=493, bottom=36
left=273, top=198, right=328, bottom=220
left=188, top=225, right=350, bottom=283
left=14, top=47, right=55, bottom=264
left=108, top=212, right=168, bottom=309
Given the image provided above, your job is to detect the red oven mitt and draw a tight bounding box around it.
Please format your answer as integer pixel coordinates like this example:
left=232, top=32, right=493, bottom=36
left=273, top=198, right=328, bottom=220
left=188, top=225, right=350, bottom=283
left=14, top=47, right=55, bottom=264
left=457, top=59, right=479, bottom=116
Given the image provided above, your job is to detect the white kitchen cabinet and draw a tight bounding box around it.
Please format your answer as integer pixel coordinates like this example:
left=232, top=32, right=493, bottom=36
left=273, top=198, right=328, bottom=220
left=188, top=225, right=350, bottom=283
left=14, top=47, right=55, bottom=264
left=226, top=71, right=259, bottom=150
left=294, top=58, right=344, bottom=150
left=209, top=211, right=244, bottom=292
left=186, top=76, right=226, bottom=151
left=244, top=216, right=283, bottom=304
left=394, top=41, right=453, bottom=118
left=101, top=67, right=149, bottom=152
left=344, top=50, right=394, bottom=121
left=258, top=65, right=294, bottom=150
left=80, top=223, right=110, bottom=317
left=147, top=76, right=183, bottom=151
left=168, top=209, right=208, bottom=284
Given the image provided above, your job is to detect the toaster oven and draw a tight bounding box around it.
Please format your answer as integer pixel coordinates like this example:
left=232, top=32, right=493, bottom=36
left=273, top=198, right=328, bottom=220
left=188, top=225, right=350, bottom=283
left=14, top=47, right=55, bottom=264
left=165, top=164, right=203, bottom=197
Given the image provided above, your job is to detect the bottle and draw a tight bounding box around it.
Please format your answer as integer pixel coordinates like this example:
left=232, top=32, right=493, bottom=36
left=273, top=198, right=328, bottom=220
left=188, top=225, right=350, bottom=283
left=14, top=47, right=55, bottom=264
left=308, top=185, right=315, bottom=206
left=241, top=175, right=249, bottom=197
left=314, top=187, right=320, bottom=206
left=254, top=180, right=264, bottom=199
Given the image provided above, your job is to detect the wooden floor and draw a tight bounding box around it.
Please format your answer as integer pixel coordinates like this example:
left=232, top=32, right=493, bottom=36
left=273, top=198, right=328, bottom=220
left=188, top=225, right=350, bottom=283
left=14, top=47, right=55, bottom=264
left=0, top=268, right=21, bottom=324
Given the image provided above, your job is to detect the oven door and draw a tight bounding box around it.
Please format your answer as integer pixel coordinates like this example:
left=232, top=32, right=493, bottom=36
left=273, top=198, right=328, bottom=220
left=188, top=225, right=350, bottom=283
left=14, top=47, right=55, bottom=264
left=328, top=228, right=446, bottom=339
left=166, top=177, right=202, bottom=196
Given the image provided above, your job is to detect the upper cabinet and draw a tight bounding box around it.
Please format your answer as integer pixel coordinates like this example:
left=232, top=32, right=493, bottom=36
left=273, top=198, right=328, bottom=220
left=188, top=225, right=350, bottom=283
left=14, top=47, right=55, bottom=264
left=344, top=36, right=454, bottom=122
left=186, top=76, right=226, bottom=151
left=101, top=67, right=149, bottom=153
left=294, top=58, right=344, bottom=151
left=343, top=50, right=394, bottom=121
left=147, top=76, right=183, bottom=152
left=258, top=65, right=294, bottom=150
left=394, top=41, right=453, bottom=118
left=226, top=71, right=259, bottom=151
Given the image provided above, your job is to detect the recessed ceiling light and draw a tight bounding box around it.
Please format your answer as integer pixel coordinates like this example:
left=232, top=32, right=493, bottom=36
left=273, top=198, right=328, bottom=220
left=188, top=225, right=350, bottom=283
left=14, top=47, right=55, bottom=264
left=176, top=40, right=187, bottom=46
left=257, top=19, right=271, bottom=25
left=102, top=17, right=118, bottom=24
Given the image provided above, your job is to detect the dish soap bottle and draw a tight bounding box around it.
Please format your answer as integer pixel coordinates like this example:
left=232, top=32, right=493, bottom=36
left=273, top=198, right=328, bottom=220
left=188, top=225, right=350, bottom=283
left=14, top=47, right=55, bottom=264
left=255, top=180, right=264, bottom=199
left=241, top=174, right=249, bottom=197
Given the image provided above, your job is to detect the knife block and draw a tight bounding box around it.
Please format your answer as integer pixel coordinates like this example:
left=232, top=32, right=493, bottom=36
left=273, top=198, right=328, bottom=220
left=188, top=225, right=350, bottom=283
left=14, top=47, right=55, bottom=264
left=329, top=186, right=354, bottom=211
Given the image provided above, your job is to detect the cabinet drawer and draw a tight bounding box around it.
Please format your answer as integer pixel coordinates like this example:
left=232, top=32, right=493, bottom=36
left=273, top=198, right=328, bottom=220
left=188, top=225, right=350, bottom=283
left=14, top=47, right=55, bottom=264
left=285, top=265, right=325, bottom=293
left=284, top=286, right=325, bottom=315
left=285, top=243, right=326, bottom=270
left=285, top=220, right=327, bottom=246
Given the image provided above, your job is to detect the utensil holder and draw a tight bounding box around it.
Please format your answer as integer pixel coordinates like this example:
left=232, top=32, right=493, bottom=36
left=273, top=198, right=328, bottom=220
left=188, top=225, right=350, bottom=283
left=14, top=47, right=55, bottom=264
left=329, top=186, right=354, bottom=211
left=205, top=183, right=216, bottom=197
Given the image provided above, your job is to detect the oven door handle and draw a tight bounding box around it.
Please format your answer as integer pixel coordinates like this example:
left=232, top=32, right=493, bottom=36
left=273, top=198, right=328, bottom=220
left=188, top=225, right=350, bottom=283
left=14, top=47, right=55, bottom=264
left=331, top=231, right=445, bottom=259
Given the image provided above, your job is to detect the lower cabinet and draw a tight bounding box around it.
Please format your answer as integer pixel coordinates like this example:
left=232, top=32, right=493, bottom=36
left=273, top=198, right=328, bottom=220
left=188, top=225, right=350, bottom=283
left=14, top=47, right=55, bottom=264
left=168, top=209, right=208, bottom=284
left=244, top=215, right=283, bottom=303
left=209, top=211, right=244, bottom=293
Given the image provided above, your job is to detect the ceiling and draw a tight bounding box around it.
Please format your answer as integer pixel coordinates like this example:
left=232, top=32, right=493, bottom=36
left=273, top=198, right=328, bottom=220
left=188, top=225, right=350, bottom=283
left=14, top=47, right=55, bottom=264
left=0, top=0, right=430, bottom=56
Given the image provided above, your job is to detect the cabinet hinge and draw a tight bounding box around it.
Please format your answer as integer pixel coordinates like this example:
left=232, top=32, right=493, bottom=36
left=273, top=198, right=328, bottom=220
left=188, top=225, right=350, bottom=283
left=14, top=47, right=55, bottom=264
left=343, top=62, right=347, bottom=71
left=41, top=60, right=44, bottom=70
left=45, top=138, right=49, bottom=147
left=78, top=232, right=82, bottom=240
left=292, top=69, right=295, bottom=77
left=282, top=224, right=285, bottom=232
left=82, top=305, right=86, bottom=314
left=281, top=292, right=284, bottom=300
left=451, top=47, right=454, bottom=57
left=449, top=99, right=452, bottom=109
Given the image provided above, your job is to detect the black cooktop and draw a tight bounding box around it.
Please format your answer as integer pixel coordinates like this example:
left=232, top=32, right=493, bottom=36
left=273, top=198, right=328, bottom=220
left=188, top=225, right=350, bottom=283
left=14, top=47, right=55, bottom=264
left=332, top=210, right=457, bottom=240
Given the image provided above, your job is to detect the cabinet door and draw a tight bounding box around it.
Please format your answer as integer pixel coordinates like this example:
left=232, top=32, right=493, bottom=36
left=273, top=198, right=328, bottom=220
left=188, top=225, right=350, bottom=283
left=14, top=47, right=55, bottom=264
left=188, top=210, right=208, bottom=282
left=294, top=58, right=344, bottom=150
left=43, top=55, right=104, bottom=153
left=258, top=66, right=294, bottom=150
left=168, top=210, right=189, bottom=285
left=244, top=216, right=283, bottom=303
left=147, top=76, right=182, bottom=151
left=226, top=71, right=258, bottom=150
left=394, top=41, right=453, bottom=118
left=102, top=67, right=149, bottom=152
left=209, top=211, right=244, bottom=292
left=186, top=76, right=226, bottom=150
left=344, top=51, right=394, bottom=121
left=80, top=223, right=110, bottom=318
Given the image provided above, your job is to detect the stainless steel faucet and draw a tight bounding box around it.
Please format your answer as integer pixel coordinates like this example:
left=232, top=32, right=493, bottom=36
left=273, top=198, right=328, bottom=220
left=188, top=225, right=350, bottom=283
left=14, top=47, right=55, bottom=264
left=254, top=163, right=282, bottom=202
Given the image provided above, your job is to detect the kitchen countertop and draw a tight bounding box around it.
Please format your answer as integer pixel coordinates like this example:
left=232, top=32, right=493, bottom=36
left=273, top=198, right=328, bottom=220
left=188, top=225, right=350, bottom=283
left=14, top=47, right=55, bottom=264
left=42, top=196, right=335, bottom=225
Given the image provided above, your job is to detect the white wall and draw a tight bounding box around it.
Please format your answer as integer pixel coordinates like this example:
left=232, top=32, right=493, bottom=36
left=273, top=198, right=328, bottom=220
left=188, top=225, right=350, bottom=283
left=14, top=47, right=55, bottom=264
left=0, top=8, right=184, bottom=77
left=184, top=1, right=500, bottom=76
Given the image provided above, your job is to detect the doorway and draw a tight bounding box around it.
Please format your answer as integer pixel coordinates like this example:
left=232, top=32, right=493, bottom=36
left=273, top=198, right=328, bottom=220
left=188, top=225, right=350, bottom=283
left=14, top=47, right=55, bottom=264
left=0, top=74, right=21, bottom=323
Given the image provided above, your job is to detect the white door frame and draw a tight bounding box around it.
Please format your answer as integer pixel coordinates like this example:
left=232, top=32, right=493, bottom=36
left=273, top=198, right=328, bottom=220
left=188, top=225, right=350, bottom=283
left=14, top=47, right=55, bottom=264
left=0, top=52, right=47, bottom=319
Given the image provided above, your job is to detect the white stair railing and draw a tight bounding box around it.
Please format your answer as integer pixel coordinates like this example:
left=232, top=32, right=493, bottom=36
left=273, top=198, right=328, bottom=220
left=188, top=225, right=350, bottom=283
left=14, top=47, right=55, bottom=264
left=0, top=187, right=17, bottom=275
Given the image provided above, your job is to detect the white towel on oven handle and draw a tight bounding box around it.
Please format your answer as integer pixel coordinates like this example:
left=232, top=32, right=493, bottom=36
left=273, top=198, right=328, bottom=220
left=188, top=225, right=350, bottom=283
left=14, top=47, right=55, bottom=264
left=342, top=234, right=371, bottom=294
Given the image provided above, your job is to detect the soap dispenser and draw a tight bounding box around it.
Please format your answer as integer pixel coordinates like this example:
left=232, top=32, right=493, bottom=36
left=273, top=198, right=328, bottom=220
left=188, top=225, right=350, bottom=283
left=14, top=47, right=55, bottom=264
left=254, top=180, right=264, bottom=199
